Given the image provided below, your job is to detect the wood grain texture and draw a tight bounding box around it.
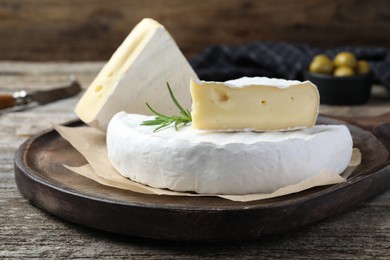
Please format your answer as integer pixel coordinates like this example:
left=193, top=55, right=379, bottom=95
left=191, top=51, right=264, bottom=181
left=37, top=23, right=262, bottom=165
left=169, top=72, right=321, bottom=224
left=0, top=62, right=390, bottom=258
left=0, top=0, right=389, bottom=61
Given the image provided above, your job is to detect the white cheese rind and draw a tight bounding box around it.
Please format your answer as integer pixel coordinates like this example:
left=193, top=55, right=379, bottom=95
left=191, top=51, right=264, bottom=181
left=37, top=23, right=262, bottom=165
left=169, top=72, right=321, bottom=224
left=190, top=77, right=319, bottom=131
left=106, top=112, right=353, bottom=195
left=75, top=18, right=198, bottom=131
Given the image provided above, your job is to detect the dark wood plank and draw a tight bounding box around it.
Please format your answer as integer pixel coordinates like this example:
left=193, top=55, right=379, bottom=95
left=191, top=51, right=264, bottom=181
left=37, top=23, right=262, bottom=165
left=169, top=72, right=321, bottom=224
left=1, top=62, right=390, bottom=258
left=0, top=0, right=389, bottom=61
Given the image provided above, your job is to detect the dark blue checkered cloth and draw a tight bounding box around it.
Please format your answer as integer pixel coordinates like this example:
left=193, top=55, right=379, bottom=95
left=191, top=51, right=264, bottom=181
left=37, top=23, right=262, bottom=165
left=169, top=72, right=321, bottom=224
left=190, top=41, right=390, bottom=91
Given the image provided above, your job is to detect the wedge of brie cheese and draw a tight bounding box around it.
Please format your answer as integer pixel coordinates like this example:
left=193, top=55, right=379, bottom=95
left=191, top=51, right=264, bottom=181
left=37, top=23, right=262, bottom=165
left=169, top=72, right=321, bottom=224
left=75, top=18, right=198, bottom=131
left=107, top=112, right=353, bottom=195
left=190, top=77, right=319, bottom=131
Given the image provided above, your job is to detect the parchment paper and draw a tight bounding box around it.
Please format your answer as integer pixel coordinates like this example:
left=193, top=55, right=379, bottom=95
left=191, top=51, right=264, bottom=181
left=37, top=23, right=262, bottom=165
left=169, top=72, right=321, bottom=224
left=54, top=124, right=361, bottom=202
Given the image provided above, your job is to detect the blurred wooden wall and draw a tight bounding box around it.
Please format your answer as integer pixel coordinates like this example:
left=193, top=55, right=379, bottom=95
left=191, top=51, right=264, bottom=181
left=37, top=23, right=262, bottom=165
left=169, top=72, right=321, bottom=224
left=0, top=0, right=389, bottom=61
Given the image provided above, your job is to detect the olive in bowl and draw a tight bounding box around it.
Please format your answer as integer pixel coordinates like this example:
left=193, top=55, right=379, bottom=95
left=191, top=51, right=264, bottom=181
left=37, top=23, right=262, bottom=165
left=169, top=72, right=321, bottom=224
left=305, top=52, right=373, bottom=105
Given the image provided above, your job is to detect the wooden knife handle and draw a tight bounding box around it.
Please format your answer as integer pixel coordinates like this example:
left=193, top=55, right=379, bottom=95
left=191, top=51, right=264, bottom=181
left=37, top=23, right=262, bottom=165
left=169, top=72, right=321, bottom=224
left=0, top=94, right=15, bottom=110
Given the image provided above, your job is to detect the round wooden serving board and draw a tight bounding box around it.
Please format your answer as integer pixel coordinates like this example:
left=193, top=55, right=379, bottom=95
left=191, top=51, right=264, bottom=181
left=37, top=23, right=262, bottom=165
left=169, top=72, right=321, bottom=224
left=14, top=116, right=390, bottom=241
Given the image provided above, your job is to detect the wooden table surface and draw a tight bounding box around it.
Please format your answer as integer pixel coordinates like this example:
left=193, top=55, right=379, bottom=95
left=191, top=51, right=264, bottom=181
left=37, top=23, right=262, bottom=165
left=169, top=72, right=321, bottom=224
left=1, top=62, right=389, bottom=258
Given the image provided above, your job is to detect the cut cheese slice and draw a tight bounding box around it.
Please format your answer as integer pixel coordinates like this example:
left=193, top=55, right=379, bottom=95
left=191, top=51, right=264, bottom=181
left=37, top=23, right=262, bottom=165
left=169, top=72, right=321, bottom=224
left=190, top=77, right=319, bottom=131
left=75, top=18, right=198, bottom=131
left=106, top=112, right=353, bottom=195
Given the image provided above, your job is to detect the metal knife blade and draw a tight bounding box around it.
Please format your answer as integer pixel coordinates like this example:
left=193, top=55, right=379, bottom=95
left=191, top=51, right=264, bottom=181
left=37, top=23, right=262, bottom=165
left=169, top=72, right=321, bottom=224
left=0, top=76, right=82, bottom=110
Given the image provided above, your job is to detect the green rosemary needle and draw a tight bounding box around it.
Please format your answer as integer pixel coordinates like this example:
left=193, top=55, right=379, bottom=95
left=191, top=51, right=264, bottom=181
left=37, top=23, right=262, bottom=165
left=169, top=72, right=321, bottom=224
left=141, top=83, right=192, bottom=132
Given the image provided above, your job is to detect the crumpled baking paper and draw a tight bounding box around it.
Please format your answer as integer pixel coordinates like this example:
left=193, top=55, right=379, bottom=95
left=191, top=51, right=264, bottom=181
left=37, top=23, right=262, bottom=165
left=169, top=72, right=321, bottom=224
left=54, top=124, right=361, bottom=202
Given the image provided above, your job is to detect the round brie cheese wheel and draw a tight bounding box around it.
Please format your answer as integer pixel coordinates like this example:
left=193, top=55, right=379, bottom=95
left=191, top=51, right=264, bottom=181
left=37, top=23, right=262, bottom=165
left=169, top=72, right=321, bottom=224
left=107, top=112, right=353, bottom=195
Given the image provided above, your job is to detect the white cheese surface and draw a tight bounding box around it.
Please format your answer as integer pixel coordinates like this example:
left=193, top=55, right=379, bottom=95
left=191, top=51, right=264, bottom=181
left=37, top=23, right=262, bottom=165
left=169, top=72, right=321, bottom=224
left=197, top=76, right=304, bottom=89
left=106, top=112, right=353, bottom=195
left=75, top=18, right=198, bottom=132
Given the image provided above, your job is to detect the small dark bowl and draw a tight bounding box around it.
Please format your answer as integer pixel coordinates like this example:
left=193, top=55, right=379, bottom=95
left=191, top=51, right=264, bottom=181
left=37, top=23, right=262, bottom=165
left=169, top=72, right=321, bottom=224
left=304, top=71, right=373, bottom=105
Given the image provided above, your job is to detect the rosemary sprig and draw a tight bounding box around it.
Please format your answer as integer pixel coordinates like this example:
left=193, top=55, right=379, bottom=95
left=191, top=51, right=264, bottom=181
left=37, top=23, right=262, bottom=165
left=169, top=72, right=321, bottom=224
left=141, top=83, right=192, bottom=132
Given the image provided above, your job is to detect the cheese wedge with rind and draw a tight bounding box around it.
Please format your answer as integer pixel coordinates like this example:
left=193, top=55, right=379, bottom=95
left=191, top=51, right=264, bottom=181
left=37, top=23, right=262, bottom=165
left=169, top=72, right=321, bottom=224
left=75, top=18, right=198, bottom=131
left=190, top=77, right=319, bottom=131
left=106, top=112, right=353, bottom=195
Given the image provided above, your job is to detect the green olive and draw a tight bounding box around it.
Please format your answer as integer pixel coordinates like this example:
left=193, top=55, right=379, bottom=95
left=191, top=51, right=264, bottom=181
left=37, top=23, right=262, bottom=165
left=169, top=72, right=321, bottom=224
left=309, top=54, right=334, bottom=74
left=356, top=60, right=371, bottom=74
left=313, top=54, right=331, bottom=62
left=333, top=52, right=357, bottom=69
left=334, top=66, right=355, bottom=77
